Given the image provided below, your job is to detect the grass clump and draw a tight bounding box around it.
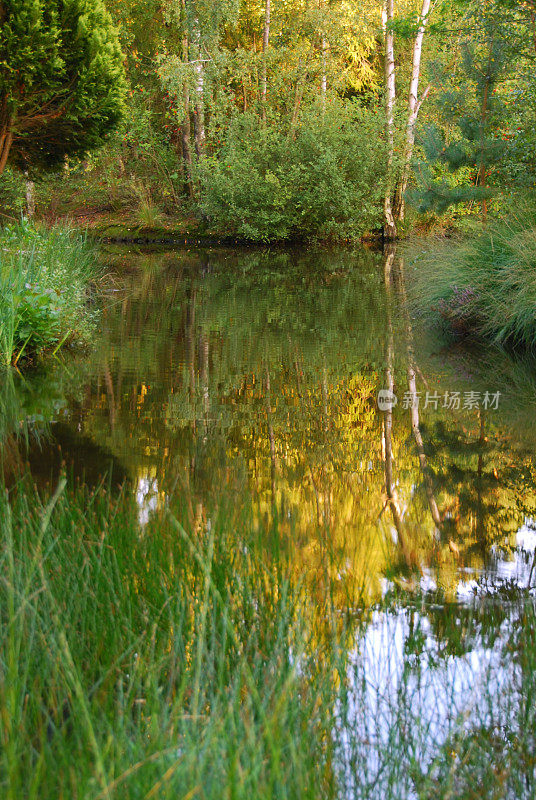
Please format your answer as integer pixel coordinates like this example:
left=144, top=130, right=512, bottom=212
left=0, top=479, right=342, bottom=800
left=0, top=220, right=98, bottom=367
left=410, top=214, right=536, bottom=349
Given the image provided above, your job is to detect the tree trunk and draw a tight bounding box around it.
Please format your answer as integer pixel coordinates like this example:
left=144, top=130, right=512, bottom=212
left=24, top=172, right=35, bottom=219
left=393, top=0, right=431, bottom=223
left=477, top=80, right=489, bottom=222
left=181, top=0, right=194, bottom=197
left=191, top=17, right=205, bottom=157
left=0, top=95, right=13, bottom=178
left=0, top=127, right=13, bottom=177
left=319, top=0, right=327, bottom=114
left=289, top=70, right=306, bottom=138
left=193, top=71, right=205, bottom=156
left=261, top=0, right=271, bottom=119
left=382, top=0, right=397, bottom=240
left=321, top=34, right=327, bottom=114
left=477, top=44, right=494, bottom=223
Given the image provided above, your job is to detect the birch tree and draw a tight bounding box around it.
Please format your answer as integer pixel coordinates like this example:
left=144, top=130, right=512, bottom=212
left=382, top=0, right=397, bottom=239
left=192, top=16, right=206, bottom=155
left=159, top=0, right=238, bottom=188
left=393, top=0, right=432, bottom=223
left=262, top=0, right=271, bottom=116
left=381, top=0, right=435, bottom=236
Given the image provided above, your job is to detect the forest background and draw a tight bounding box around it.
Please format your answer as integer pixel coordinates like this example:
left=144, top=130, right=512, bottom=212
left=2, top=0, right=535, bottom=244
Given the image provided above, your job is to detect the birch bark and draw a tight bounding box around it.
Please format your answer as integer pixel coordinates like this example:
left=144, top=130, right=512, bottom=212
left=382, top=0, right=397, bottom=240
left=393, top=0, right=432, bottom=223
left=261, top=0, right=271, bottom=119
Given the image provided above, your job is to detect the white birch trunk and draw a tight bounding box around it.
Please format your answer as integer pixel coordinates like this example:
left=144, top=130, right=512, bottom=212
left=193, top=17, right=205, bottom=155
left=394, top=0, right=432, bottom=222
left=382, top=0, right=397, bottom=239
left=321, top=34, right=327, bottom=113
left=261, top=0, right=271, bottom=116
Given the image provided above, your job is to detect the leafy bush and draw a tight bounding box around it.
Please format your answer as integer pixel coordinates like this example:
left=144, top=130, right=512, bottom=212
left=0, top=221, right=99, bottom=366
left=198, top=101, right=389, bottom=242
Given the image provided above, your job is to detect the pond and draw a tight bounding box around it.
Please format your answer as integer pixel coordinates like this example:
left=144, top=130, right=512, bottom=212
left=3, top=244, right=536, bottom=797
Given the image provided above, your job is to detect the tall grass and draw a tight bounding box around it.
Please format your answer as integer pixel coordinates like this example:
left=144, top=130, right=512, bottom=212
left=0, top=220, right=98, bottom=366
left=2, top=476, right=536, bottom=798
left=409, top=214, right=536, bottom=349
left=0, top=479, right=344, bottom=800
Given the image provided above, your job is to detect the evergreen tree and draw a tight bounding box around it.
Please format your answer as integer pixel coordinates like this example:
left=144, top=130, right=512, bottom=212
left=412, top=9, right=511, bottom=217
left=0, top=0, right=126, bottom=178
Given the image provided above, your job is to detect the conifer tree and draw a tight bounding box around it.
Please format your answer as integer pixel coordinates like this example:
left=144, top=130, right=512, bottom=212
left=0, top=0, right=126, bottom=178
left=413, top=11, right=511, bottom=218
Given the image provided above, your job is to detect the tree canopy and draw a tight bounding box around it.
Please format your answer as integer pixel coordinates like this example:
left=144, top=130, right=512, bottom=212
left=0, top=0, right=126, bottom=176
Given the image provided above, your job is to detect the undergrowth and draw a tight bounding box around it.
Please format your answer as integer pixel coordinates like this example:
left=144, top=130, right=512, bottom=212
left=0, top=220, right=98, bottom=366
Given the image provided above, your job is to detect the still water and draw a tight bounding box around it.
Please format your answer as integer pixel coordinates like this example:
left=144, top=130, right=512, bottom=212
left=3, top=244, right=536, bottom=796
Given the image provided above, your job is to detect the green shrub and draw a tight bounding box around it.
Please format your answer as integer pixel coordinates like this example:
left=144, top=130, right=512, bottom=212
left=0, top=221, right=98, bottom=366
left=198, top=101, right=389, bottom=242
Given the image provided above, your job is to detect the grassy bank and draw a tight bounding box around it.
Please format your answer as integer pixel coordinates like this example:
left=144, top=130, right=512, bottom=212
left=409, top=215, right=536, bottom=349
left=0, top=222, right=98, bottom=366
left=1, top=476, right=536, bottom=798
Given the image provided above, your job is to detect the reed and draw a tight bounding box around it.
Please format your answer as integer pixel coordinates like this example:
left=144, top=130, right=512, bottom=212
left=1, top=476, right=535, bottom=798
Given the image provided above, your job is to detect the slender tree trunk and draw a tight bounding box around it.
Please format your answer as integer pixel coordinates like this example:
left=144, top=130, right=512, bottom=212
left=191, top=17, right=205, bottom=157
left=478, top=82, right=489, bottom=222
left=181, top=89, right=194, bottom=196
left=319, top=0, right=327, bottom=114
left=382, top=0, right=397, bottom=240
left=477, top=45, right=494, bottom=223
left=0, top=127, right=12, bottom=177
left=289, top=69, right=306, bottom=138
left=193, top=69, right=205, bottom=156
left=181, top=0, right=194, bottom=196
left=0, top=96, right=13, bottom=178
left=321, top=31, right=328, bottom=116
left=261, top=0, right=271, bottom=120
left=393, top=0, right=431, bottom=223
left=24, top=172, right=35, bottom=219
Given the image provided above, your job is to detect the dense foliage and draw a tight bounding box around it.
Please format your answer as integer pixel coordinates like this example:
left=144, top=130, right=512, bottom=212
left=1, top=0, right=535, bottom=240
left=198, top=102, right=388, bottom=241
left=0, top=0, right=126, bottom=176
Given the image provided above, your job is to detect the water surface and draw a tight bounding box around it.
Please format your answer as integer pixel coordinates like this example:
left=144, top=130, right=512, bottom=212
left=3, top=244, right=536, bottom=795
